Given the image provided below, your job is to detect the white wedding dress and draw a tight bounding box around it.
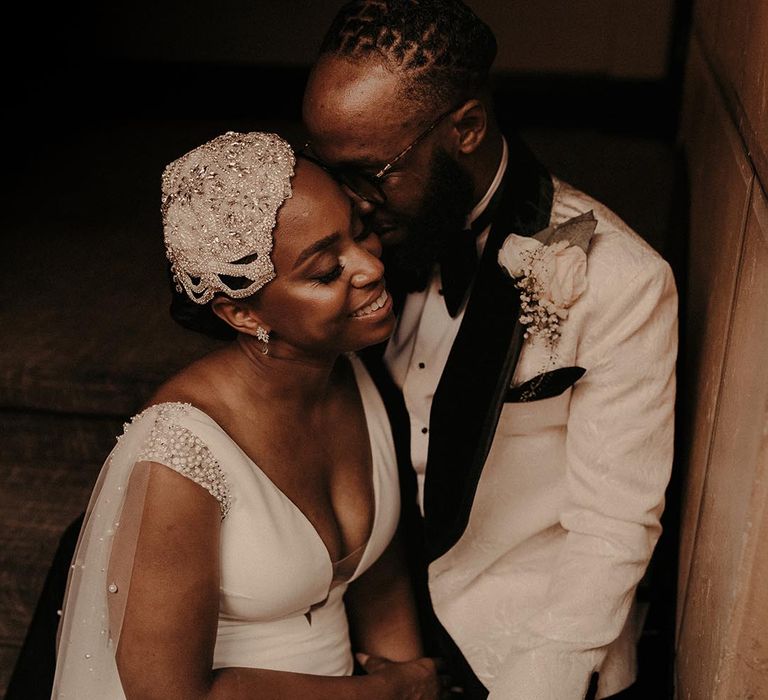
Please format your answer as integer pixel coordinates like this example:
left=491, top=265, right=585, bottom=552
left=52, top=355, right=400, bottom=698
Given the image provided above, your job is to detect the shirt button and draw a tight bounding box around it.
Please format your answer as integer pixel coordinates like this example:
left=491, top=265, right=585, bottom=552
left=421, top=427, right=429, bottom=434
left=438, top=288, right=444, bottom=295
left=418, top=362, right=426, bottom=369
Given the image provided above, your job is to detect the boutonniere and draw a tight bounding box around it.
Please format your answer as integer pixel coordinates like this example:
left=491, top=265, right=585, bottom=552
left=498, top=210, right=597, bottom=345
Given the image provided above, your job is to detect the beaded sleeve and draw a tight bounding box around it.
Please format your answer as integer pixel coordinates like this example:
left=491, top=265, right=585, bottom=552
left=136, top=403, right=231, bottom=518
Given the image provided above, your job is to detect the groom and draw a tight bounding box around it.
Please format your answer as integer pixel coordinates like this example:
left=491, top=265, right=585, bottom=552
left=303, top=1, right=677, bottom=698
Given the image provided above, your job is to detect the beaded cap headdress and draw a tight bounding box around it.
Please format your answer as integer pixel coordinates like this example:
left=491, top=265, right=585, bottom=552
left=161, top=131, right=296, bottom=304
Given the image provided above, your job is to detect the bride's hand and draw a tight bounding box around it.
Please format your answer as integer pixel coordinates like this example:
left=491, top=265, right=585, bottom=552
left=357, top=652, right=447, bottom=700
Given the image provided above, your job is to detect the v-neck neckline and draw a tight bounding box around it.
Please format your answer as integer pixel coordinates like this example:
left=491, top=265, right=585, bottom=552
left=171, top=355, right=379, bottom=582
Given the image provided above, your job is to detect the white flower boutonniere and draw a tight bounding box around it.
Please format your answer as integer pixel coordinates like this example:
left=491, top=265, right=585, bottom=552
left=498, top=210, right=597, bottom=345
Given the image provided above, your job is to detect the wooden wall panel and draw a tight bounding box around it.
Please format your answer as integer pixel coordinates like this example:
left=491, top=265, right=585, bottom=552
left=675, top=35, right=754, bottom=634
left=715, top=186, right=768, bottom=700
left=737, top=2, right=768, bottom=175
left=677, top=184, right=768, bottom=698
left=676, top=3, right=768, bottom=694
left=693, top=0, right=768, bottom=192
left=692, top=0, right=722, bottom=54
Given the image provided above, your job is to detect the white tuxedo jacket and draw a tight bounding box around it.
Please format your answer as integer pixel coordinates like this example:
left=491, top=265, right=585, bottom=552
left=408, top=177, right=677, bottom=699
left=380, top=172, right=677, bottom=700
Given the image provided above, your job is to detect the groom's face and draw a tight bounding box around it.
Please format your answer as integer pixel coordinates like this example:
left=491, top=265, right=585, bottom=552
left=303, top=56, right=475, bottom=281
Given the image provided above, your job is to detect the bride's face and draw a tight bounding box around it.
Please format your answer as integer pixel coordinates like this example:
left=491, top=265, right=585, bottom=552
left=253, top=159, right=395, bottom=356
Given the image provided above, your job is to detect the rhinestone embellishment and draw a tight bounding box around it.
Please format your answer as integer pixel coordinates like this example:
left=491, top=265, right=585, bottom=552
left=137, top=404, right=231, bottom=518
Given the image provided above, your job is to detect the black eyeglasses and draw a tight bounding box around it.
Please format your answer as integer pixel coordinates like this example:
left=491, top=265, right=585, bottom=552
left=302, top=103, right=461, bottom=204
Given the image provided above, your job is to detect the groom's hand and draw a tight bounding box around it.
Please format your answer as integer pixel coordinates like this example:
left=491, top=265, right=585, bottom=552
left=356, top=653, right=462, bottom=699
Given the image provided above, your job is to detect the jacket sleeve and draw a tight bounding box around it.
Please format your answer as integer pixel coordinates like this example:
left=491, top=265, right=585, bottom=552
left=489, top=255, right=678, bottom=699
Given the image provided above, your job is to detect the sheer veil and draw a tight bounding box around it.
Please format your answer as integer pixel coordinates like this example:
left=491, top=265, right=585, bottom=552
left=53, top=409, right=158, bottom=698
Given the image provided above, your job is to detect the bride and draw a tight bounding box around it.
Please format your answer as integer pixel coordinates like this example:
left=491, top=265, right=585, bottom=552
left=52, top=131, right=440, bottom=699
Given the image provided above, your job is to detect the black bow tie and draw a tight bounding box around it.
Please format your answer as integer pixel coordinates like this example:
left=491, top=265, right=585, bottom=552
left=439, top=225, right=483, bottom=317
left=439, top=183, right=505, bottom=317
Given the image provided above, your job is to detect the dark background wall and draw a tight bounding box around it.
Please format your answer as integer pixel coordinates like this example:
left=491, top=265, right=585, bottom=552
left=64, top=0, right=675, bottom=76
left=10, top=0, right=684, bottom=134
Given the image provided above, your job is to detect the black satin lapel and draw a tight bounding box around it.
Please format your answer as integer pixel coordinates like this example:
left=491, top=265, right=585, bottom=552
left=423, top=136, right=554, bottom=562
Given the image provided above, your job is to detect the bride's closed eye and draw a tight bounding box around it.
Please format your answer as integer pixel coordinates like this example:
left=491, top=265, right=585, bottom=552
left=310, top=216, right=374, bottom=285
left=313, top=263, right=345, bottom=285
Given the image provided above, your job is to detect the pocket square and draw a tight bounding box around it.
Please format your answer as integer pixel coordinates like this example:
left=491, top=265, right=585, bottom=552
left=506, top=366, right=586, bottom=403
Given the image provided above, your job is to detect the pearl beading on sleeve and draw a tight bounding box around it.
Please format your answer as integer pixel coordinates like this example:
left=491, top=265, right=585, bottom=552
left=137, top=403, right=231, bottom=518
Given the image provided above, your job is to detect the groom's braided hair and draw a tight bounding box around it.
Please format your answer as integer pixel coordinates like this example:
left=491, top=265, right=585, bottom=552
left=318, top=0, right=497, bottom=110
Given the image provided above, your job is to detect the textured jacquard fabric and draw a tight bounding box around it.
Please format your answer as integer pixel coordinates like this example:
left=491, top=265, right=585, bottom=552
left=390, top=177, right=677, bottom=700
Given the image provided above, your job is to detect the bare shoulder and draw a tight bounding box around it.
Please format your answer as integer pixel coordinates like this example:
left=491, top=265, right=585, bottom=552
left=143, top=346, right=233, bottom=411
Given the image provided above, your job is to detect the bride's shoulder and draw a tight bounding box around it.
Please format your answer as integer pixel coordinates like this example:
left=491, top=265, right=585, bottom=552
left=120, top=401, right=232, bottom=519
left=140, top=348, right=230, bottom=414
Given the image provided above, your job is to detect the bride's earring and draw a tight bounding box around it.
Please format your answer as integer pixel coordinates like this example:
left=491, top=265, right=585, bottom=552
left=255, top=326, right=270, bottom=355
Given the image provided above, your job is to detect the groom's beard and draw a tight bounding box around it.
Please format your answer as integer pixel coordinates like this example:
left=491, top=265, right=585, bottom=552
left=382, top=148, right=475, bottom=293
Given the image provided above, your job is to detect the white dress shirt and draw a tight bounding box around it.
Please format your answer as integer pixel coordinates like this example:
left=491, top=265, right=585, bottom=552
left=383, top=138, right=509, bottom=511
